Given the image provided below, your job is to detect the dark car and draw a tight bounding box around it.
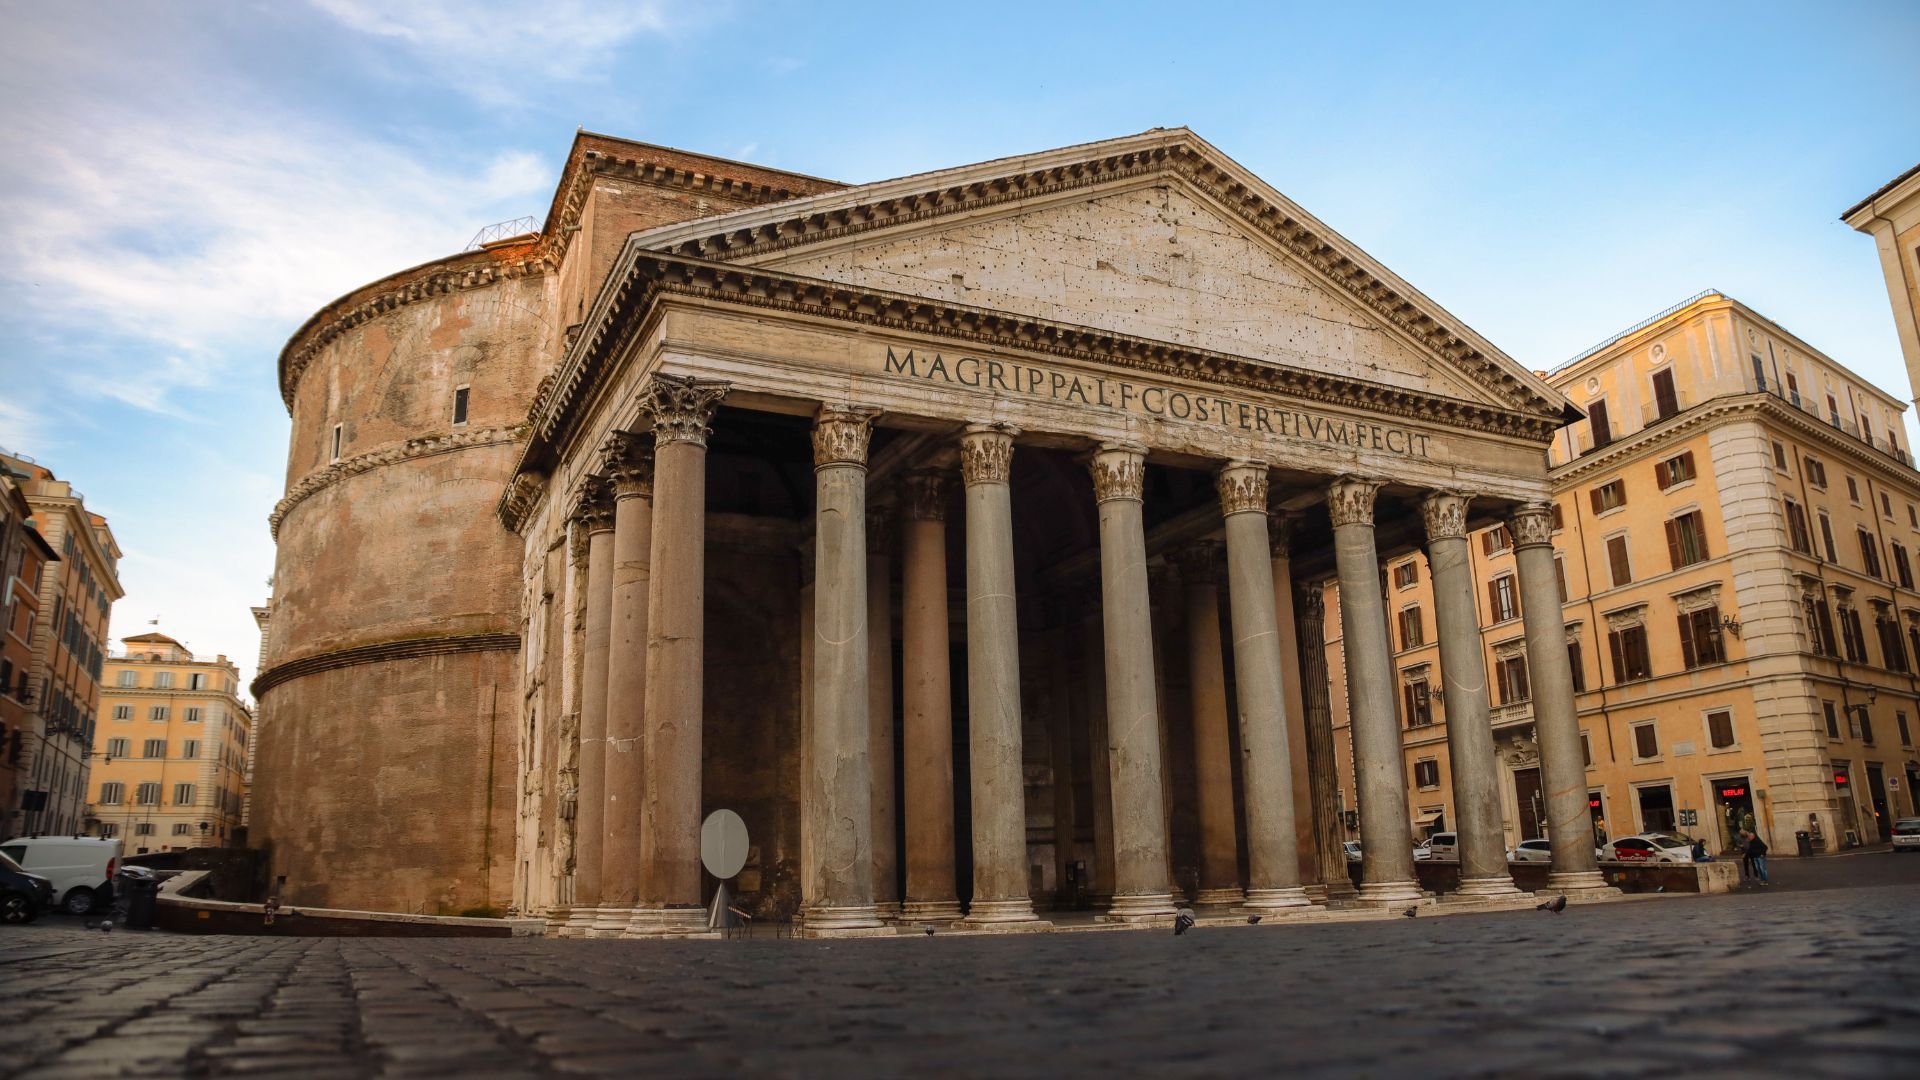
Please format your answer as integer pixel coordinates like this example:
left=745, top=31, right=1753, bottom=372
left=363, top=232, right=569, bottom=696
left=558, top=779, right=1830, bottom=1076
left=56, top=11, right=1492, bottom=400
left=1, top=849, right=54, bottom=924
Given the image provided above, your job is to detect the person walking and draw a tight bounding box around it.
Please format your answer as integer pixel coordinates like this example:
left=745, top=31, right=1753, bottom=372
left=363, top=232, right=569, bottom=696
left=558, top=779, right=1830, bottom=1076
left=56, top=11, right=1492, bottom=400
left=1741, top=830, right=1770, bottom=885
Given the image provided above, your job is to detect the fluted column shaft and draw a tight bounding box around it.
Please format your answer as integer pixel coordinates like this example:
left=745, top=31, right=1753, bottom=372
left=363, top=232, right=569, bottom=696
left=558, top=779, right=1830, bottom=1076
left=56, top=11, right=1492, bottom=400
left=899, top=471, right=961, bottom=922
left=1296, top=587, right=1354, bottom=898
left=1511, top=503, right=1610, bottom=892
left=1424, top=493, right=1520, bottom=898
left=1218, top=462, right=1310, bottom=911
left=602, top=437, right=653, bottom=932
left=866, top=506, right=900, bottom=919
left=803, top=406, right=883, bottom=933
left=634, top=374, right=727, bottom=932
left=956, top=425, right=1042, bottom=927
left=568, top=491, right=615, bottom=933
left=1175, top=541, right=1242, bottom=907
left=1092, top=444, right=1176, bottom=922
left=1329, top=477, right=1423, bottom=904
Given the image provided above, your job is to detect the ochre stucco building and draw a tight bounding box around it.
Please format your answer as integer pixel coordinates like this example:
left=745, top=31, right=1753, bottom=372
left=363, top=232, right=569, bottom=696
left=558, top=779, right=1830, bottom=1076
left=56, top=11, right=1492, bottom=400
left=256, top=129, right=1618, bottom=927
left=1327, top=291, right=1920, bottom=858
left=88, top=633, right=252, bottom=853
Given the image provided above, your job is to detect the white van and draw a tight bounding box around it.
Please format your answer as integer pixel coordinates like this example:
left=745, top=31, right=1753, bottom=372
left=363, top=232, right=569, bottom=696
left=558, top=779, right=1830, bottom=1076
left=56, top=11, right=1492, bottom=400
left=0, top=836, right=121, bottom=915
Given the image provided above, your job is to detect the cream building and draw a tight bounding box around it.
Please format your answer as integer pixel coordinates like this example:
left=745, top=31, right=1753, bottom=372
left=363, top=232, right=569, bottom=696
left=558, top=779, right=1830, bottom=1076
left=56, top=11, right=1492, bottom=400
left=261, top=127, right=1623, bottom=926
left=1338, top=290, right=1920, bottom=856
left=89, top=633, right=251, bottom=852
left=1845, top=163, right=1920, bottom=405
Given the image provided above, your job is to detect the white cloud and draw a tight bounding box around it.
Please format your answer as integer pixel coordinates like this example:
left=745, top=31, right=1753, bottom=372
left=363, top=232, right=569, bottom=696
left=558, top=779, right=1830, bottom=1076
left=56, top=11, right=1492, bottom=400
left=309, top=0, right=678, bottom=98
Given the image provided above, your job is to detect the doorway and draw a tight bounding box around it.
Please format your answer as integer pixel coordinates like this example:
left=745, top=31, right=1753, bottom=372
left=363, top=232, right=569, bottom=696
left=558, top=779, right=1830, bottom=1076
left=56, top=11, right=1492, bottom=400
left=1711, top=776, right=1756, bottom=852
left=1513, top=767, right=1545, bottom=840
left=1864, top=764, right=1892, bottom=844
left=1636, top=784, right=1676, bottom=834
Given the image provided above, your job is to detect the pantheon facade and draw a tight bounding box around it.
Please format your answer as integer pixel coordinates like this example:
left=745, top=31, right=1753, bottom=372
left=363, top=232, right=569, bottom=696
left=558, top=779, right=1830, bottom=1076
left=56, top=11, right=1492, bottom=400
left=254, top=128, right=1609, bottom=931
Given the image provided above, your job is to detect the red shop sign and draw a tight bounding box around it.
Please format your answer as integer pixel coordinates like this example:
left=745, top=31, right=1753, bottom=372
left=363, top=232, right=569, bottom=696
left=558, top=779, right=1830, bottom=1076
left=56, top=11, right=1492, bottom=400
left=1834, top=773, right=1850, bottom=786
left=1719, top=786, right=1748, bottom=798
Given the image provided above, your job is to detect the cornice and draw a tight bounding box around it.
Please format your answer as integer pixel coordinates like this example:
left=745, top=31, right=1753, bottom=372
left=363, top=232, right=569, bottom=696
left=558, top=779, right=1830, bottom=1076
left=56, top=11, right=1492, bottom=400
left=631, top=136, right=1570, bottom=424
left=270, top=425, right=526, bottom=539
left=252, top=632, right=520, bottom=698
left=509, top=252, right=1565, bottom=499
left=1552, top=392, right=1920, bottom=495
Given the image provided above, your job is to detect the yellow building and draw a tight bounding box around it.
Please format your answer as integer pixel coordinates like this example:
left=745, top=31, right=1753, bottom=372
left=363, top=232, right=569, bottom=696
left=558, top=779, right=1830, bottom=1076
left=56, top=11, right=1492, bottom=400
left=1845, top=163, right=1920, bottom=405
left=88, top=633, right=251, bottom=853
left=1331, top=291, right=1920, bottom=856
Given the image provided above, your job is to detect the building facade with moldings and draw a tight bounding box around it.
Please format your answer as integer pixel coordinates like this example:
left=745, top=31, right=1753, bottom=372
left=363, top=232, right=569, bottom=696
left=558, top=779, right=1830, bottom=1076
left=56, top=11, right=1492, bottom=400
left=1, top=470, right=59, bottom=825
left=259, top=128, right=1622, bottom=928
left=1845, top=162, right=1920, bottom=405
left=87, top=633, right=251, bottom=853
left=1332, top=291, right=1920, bottom=858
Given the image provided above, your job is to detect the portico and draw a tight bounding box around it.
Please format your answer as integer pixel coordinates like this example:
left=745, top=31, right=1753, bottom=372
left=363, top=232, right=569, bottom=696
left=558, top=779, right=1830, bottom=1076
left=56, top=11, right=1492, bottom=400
left=500, top=129, right=1598, bottom=934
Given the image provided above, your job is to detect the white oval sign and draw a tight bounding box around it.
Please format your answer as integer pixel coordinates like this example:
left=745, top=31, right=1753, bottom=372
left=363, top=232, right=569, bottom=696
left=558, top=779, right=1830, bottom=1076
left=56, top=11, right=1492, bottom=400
left=700, top=808, right=749, bottom=879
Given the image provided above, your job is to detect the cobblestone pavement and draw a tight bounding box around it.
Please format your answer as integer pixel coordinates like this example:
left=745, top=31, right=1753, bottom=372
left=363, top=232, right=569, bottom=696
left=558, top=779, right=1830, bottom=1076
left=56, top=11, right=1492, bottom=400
left=4, top=862, right=1917, bottom=1078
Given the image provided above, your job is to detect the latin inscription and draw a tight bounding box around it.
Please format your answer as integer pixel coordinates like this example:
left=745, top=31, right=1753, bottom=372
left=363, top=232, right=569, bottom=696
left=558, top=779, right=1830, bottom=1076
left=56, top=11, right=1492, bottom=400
left=883, top=347, right=1431, bottom=458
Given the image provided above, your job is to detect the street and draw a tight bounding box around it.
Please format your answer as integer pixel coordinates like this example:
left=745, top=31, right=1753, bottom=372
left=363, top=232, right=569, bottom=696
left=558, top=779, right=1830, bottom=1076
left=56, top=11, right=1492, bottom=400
left=3, top=853, right=1917, bottom=1078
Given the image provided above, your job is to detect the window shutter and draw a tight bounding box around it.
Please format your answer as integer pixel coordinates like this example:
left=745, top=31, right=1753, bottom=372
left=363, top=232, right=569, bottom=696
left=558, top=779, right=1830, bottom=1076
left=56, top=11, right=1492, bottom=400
left=1664, top=519, right=1683, bottom=570
left=1482, top=531, right=1495, bottom=556
left=1590, top=488, right=1603, bottom=514
left=1655, top=460, right=1670, bottom=490
left=1608, top=537, right=1631, bottom=586
left=1677, top=613, right=1697, bottom=669
left=1514, top=658, right=1529, bottom=701
left=1401, top=684, right=1413, bottom=727
left=1609, top=630, right=1625, bottom=683
left=1487, top=578, right=1499, bottom=616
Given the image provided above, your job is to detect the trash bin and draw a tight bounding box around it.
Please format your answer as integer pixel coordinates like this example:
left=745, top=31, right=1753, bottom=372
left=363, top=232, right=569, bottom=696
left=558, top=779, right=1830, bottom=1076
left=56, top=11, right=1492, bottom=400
left=1795, top=830, right=1814, bottom=858
left=123, top=877, right=162, bottom=930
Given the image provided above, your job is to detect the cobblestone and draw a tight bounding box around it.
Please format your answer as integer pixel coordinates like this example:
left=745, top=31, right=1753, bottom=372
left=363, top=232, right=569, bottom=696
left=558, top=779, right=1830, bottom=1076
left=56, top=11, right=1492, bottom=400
left=3, top=859, right=1917, bottom=1077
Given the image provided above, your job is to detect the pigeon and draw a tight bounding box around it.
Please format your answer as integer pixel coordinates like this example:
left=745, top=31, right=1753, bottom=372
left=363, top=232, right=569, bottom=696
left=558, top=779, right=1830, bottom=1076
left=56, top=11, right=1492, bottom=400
left=1246, top=915, right=1263, bottom=925
left=1534, top=895, right=1568, bottom=914
left=923, top=925, right=935, bottom=937
left=1173, top=907, right=1196, bottom=936
left=1401, top=906, right=1418, bottom=918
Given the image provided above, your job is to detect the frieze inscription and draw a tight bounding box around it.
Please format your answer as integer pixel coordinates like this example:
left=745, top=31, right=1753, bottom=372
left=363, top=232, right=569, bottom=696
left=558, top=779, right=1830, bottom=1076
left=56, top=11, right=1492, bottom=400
left=882, top=347, right=1432, bottom=458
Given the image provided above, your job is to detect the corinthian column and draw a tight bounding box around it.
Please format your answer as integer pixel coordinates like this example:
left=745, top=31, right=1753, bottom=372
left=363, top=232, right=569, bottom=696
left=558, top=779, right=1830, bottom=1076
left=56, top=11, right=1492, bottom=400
left=1267, top=511, right=1322, bottom=893
left=803, top=405, right=885, bottom=934
left=1423, top=492, right=1520, bottom=899
left=565, top=481, right=614, bottom=936
left=1172, top=540, right=1242, bottom=908
left=600, top=433, right=654, bottom=935
left=1217, top=462, right=1310, bottom=912
left=1091, top=443, right=1176, bottom=923
left=867, top=502, right=900, bottom=921
left=899, top=469, right=961, bottom=922
left=631, top=373, right=727, bottom=934
left=955, top=425, right=1044, bottom=929
left=1510, top=502, right=1610, bottom=894
left=1296, top=585, right=1355, bottom=899
left=1328, top=476, right=1423, bottom=905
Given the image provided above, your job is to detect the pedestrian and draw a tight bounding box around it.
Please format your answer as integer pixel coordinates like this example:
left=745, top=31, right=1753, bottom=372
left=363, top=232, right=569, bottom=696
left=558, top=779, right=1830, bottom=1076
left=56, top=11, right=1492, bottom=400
left=1742, top=830, right=1770, bottom=885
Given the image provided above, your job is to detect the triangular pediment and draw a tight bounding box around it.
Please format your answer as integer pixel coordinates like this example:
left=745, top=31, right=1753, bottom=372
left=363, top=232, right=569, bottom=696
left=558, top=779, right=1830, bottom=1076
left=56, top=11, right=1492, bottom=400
left=627, top=130, right=1573, bottom=421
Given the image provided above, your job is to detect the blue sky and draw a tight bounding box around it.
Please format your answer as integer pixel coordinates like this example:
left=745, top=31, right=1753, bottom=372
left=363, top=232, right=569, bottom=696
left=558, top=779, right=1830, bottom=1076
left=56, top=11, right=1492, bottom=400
left=2, top=1, right=1917, bottom=685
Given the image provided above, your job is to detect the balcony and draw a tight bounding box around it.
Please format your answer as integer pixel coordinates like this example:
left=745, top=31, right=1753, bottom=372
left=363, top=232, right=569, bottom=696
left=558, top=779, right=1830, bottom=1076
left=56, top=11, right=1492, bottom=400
left=1491, top=700, right=1534, bottom=728
left=1750, top=381, right=1914, bottom=468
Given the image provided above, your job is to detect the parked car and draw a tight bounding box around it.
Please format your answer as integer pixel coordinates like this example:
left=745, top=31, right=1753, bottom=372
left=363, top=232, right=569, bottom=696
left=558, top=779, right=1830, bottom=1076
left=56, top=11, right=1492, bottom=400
left=1423, top=832, right=1459, bottom=862
left=1601, top=834, right=1696, bottom=864
left=1412, top=838, right=1431, bottom=861
left=1892, top=817, right=1920, bottom=852
left=1342, top=841, right=1362, bottom=863
left=1508, top=838, right=1553, bottom=863
left=0, top=836, right=121, bottom=915
left=1, top=850, right=54, bottom=924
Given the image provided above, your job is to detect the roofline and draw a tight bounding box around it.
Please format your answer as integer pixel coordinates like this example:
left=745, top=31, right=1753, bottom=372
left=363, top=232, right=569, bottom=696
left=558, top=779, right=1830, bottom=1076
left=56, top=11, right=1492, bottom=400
left=1841, top=160, right=1920, bottom=224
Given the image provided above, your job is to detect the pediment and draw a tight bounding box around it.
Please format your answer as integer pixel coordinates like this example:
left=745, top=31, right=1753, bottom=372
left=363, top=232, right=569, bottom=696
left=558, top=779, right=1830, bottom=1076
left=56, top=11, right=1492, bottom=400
left=627, top=130, right=1573, bottom=422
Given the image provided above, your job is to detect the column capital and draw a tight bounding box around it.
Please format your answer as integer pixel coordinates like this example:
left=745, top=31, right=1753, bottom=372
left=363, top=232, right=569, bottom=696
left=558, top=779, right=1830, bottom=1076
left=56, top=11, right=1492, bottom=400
left=1268, top=511, right=1299, bottom=557
left=1215, top=460, right=1269, bottom=517
left=900, top=469, right=951, bottom=522
left=570, top=478, right=613, bottom=534
left=1089, top=442, right=1147, bottom=503
left=1295, top=582, right=1326, bottom=622
left=1507, top=502, right=1556, bottom=549
left=866, top=501, right=895, bottom=554
left=601, top=431, right=654, bottom=499
left=1420, top=491, right=1472, bottom=541
left=958, top=424, right=1018, bottom=486
left=1325, top=476, right=1382, bottom=528
left=813, top=404, right=882, bottom=469
left=640, top=373, right=729, bottom=447
left=1169, top=539, right=1224, bottom=583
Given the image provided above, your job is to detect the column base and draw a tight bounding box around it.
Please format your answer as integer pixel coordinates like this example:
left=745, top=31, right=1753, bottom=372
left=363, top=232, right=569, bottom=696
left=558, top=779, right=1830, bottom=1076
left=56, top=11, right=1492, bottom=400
left=874, top=900, right=903, bottom=923
left=1193, top=886, right=1246, bottom=908
left=1301, top=883, right=1329, bottom=904
left=1451, top=875, right=1525, bottom=899
left=954, top=897, right=1047, bottom=931
left=1322, top=878, right=1360, bottom=902
left=1098, top=891, right=1178, bottom=924
left=1353, top=879, right=1427, bottom=906
left=559, top=906, right=601, bottom=937
left=621, top=906, right=712, bottom=937
left=1546, top=869, right=1614, bottom=893
left=801, top=903, right=887, bottom=934
left=900, top=899, right=964, bottom=923
left=1238, top=886, right=1313, bottom=913
left=544, top=907, right=572, bottom=936
left=586, top=905, right=634, bottom=937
